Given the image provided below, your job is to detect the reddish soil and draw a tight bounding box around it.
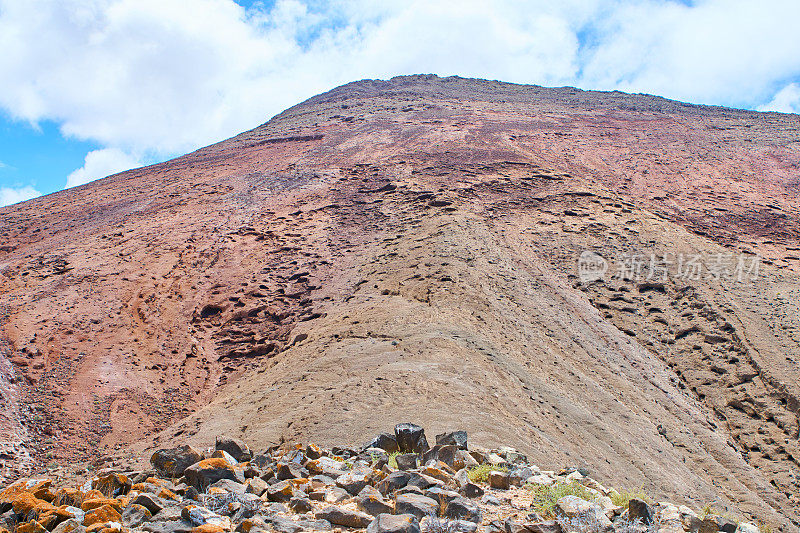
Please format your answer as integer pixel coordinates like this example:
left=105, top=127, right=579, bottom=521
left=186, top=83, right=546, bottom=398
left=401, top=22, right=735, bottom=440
left=0, top=75, right=798, bottom=530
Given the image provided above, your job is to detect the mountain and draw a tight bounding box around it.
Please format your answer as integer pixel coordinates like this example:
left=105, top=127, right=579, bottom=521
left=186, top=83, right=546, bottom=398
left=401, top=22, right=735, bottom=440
left=0, top=75, right=798, bottom=530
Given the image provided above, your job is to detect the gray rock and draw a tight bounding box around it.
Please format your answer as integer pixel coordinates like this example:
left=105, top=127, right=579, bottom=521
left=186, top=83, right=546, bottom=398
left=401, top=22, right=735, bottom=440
left=448, top=520, right=478, bottom=533
left=211, top=478, right=246, bottom=494
left=361, top=448, right=390, bottom=469
left=132, top=493, right=164, bottom=515
left=717, top=517, right=738, bottom=533
left=211, top=449, right=239, bottom=465
left=141, top=519, right=195, bottom=533
left=525, top=521, right=562, bottom=533
left=357, top=486, right=394, bottom=516
left=184, top=458, right=239, bottom=490
left=153, top=504, right=185, bottom=522
left=364, top=434, right=401, bottom=454
left=504, top=518, right=527, bottom=533
left=377, top=471, right=412, bottom=495
left=336, top=468, right=372, bottom=495
left=435, top=431, right=468, bottom=450
left=396, top=453, right=419, bottom=471
left=266, top=480, right=295, bottom=502
left=296, top=519, right=332, bottom=531
left=395, top=423, right=429, bottom=454
left=556, top=496, right=612, bottom=530
left=628, top=498, right=653, bottom=524
left=325, top=486, right=351, bottom=503
left=395, top=493, right=438, bottom=521
left=406, top=472, right=441, bottom=490
left=445, top=496, right=482, bottom=523
left=423, top=445, right=459, bottom=469
left=315, top=506, right=373, bottom=528
left=462, top=483, right=484, bottom=499
left=488, top=471, right=510, bottom=490
left=122, top=504, right=153, bottom=528
left=249, top=453, right=274, bottom=470
left=216, top=435, right=252, bottom=462
left=289, top=496, right=313, bottom=513
left=277, top=462, right=305, bottom=480
left=267, top=516, right=303, bottom=533
left=368, top=513, right=421, bottom=533
left=51, top=519, right=85, bottom=533
left=246, top=476, right=268, bottom=496
left=481, top=495, right=502, bottom=506
left=424, top=487, right=460, bottom=505
left=150, top=445, right=203, bottom=478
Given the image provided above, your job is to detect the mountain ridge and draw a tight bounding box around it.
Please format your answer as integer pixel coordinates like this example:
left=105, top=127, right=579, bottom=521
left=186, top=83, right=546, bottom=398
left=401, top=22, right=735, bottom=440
left=0, top=74, right=798, bottom=531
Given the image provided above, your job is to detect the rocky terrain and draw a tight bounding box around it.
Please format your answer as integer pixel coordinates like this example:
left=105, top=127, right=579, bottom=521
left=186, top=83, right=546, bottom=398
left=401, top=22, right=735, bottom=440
left=0, top=425, right=769, bottom=533
left=0, top=76, right=798, bottom=530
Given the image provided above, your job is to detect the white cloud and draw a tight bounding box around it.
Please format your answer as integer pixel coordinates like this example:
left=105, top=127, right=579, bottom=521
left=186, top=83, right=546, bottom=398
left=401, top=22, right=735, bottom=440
left=758, top=83, right=800, bottom=114
left=1, top=0, right=799, bottom=189
left=0, top=186, right=41, bottom=207
left=66, top=148, right=141, bottom=188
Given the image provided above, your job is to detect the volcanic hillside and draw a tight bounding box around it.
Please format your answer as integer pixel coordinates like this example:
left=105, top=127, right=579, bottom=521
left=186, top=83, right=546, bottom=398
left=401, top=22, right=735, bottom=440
left=0, top=75, right=799, bottom=530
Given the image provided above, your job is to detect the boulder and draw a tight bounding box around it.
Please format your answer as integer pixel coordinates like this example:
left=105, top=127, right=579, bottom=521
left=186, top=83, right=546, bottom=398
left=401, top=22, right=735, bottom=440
left=356, top=487, right=393, bottom=516
left=735, top=523, right=759, bottom=533
left=288, top=496, right=313, bottom=513
left=52, top=519, right=85, bottom=533
left=336, top=468, right=372, bottom=495
left=245, top=477, right=268, bottom=497
left=314, top=506, right=372, bottom=528
left=91, top=474, right=131, bottom=498
left=150, top=446, right=203, bottom=478
left=121, top=504, right=152, bottom=528
left=396, top=454, right=418, bottom=471
left=131, top=493, right=164, bottom=515
left=445, top=497, right=482, bottom=523
left=210, top=450, right=238, bottom=465
left=265, top=481, right=294, bottom=502
left=423, top=487, right=459, bottom=506
left=461, top=483, right=483, bottom=499
left=364, top=434, right=400, bottom=454
left=394, top=424, right=429, bottom=454
left=377, top=471, right=412, bottom=496
left=629, top=498, right=653, bottom=524
left=276, top=463, right=304, bottom=481
left=181, top=505, right=230, bottom=529
left=324, top=487, right=350, bottom=503
left=423, top=446, right=458, bottom=469
left=406, top=473, right=442, bottom=490
left=184, top=459, right=239, bottom=490
left=525, top=521, right=562, bottom=533
left=555, top=496, right=612, bottom=530
left=394, top=493, right=438, bottom=521
left=305, top=443, right=324, bottom=460
left=83, top=504, right=121, bottom=526
left=435, top=432, right=468, bottom=450
left=215, top=436, right=251, bottom=463
left=367, top=514, right=421, bottom=533
left=488, top=471, right=510, bottom=490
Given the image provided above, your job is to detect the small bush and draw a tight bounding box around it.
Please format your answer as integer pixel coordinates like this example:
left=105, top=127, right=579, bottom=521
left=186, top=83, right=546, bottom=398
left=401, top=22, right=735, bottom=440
left=700, top=504, right=718, bottom=520
left=388, top=451, right=401, bottom=469
left=527, top=482, right=596, bottom=518
left=467, top=464, right=508, bottom=483
left=611, top=487, right=650, bottom=507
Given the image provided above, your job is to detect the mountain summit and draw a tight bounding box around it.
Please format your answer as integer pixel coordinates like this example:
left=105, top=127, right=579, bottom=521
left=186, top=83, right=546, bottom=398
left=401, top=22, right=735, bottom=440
left=0, top=75, right=798, bottom=530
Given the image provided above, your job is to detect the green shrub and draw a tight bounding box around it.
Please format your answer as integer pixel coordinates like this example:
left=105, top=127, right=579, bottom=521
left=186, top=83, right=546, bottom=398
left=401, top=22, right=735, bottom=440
left=467, top=464, right=508, bottom=483
left=611, top=487, right=650, bottom=507
left=388, top=451, right=401, bottom=469
left=527, top=482, right=596, bottom=518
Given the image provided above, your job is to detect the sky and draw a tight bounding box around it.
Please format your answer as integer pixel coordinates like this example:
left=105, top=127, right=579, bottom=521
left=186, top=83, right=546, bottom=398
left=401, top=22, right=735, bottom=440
left=1, top=0, right=799, bottom=208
